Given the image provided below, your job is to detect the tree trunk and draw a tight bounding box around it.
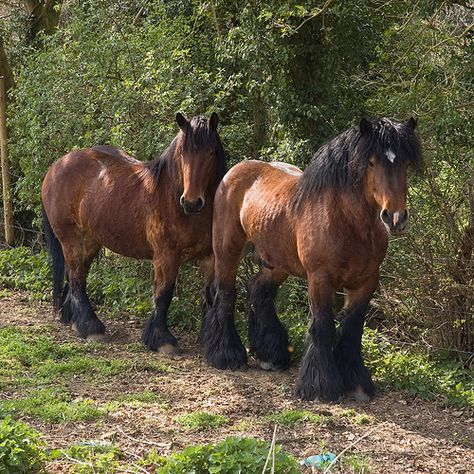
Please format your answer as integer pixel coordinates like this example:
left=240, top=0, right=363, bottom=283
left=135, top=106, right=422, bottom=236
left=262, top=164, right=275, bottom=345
left=0, top=36, right=14, bottom=93
left=0, top=75, right=14, bottom=246
left=23, top=0, right=62, bottom=39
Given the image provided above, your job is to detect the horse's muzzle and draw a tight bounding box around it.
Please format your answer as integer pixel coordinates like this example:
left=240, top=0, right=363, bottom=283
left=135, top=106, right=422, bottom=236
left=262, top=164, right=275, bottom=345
left=380, top=208, right=409, bottom=235
left=180, top=196, right=205, bottom=215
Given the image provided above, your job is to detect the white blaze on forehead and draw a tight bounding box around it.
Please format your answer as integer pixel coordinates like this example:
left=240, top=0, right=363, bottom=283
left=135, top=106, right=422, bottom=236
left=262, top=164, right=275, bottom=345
left=386, top=149, right=396, bottom=163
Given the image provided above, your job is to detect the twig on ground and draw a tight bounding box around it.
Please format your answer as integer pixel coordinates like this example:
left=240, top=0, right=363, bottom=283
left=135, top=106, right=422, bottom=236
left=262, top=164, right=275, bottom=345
left=262, top=425, right=277, bottom=474
left=116, top=425, right=172, bottom=449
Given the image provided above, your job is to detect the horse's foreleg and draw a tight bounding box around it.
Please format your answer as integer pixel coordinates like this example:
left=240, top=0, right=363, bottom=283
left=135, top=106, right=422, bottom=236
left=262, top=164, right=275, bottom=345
left=334, top=278, right=378, bottom=401
left=201, top=250, right=247, bottom=370
left=247, top=268, right=290, bottom=371
left=142, top=255, right=179, bottom=354
left=296, top=274, right=344, bottom=401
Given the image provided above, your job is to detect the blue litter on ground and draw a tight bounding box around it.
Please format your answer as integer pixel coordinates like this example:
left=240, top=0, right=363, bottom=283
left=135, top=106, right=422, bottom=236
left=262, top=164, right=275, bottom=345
left=299, top=452, right=337, bottom=468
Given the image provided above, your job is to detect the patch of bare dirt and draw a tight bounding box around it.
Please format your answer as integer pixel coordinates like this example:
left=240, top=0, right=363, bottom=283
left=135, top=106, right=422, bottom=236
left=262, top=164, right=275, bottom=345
left=1, top=290, right=473, bottom=473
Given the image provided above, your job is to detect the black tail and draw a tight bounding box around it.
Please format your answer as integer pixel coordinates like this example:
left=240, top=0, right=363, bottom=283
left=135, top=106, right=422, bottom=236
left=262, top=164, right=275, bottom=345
left=42, top=205, right=65, bottom=310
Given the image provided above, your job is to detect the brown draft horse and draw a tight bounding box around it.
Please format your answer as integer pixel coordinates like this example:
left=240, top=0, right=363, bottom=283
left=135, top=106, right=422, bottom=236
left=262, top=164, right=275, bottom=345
left=201, top=117, right=422, bottom=401
left=42, top=113, right=225, bottom=353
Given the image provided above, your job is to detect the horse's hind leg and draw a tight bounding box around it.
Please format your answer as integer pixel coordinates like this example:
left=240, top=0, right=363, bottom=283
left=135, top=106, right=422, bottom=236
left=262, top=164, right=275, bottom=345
left=334, top=277, right=378, bottom=401
left=247, top=267, right=290, bottom=370
left=61, top=238, right=105, bottom=341
left=142, top=253, right=179, bottom=355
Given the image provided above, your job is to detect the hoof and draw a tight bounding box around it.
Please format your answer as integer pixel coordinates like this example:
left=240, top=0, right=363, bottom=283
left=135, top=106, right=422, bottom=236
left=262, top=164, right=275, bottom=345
left=71, top=322, right=78, bottom=332
left=257, top=359, right=279, bottom=371
left=158, top=343, right=181, bottom=357
left=86, top=333, right=108, bottom=343
left=347, top=385, right=372, bottom=402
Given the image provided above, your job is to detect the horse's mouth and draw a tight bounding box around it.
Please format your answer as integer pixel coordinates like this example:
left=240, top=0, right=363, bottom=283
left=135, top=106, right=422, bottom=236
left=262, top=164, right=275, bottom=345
left=384, top=223, right=407, bottom=236
left=183, top=208, right=202, bottom=216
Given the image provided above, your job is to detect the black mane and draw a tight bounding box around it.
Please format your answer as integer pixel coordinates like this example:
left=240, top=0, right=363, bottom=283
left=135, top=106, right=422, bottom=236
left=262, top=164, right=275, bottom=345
left=145, top=115, right=226, bottom=186
left=294, top=117, right=422, bottom=204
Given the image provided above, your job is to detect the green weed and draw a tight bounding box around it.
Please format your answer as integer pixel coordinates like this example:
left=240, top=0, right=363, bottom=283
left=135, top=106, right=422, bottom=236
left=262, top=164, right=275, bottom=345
left=175, top=411, right=228, bottom=430
left=0, top=387, right=111, bottom=423
left=0, top=416, right=45, bottom=473
left=341, top=453, right=371, bottom=473
left=50, top=441, right=122, bottom=474
left=266, top=409, right=332, bottom=428
left=141, top=437, right=300, bottom=473
left=363, top=328, right=474, bottom=409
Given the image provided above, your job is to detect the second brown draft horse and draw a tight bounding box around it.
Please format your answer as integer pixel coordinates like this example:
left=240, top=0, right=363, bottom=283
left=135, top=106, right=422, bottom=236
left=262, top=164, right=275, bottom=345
left=201, top=117, right=422, bottom=401
left=42, top=113, right=225, bottom=354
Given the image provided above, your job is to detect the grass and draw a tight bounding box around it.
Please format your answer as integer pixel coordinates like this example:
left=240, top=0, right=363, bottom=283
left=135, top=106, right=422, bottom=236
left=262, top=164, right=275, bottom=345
left=266, top=408, right=333, bottom=428
left=0, top=325, right=170, bottom=424
left=175, top=411, right=229, bottom=430
left=0, top=387, right=112, bottom=423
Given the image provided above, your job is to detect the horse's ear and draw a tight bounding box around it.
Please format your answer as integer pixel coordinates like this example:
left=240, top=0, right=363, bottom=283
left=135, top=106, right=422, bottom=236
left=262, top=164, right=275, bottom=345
left=176, top=112, right=188, bottom=130
left=359, top=117, right=372, bottom=135
left=209, top=112, right=218, bottom=131
left=406, top=116, right=418, bottom=131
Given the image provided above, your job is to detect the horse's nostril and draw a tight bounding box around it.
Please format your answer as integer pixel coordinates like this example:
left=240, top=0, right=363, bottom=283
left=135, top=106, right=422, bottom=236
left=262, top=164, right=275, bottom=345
left=380, top=209, right=391, bottom=226
left=196, top=197, right=205, bottom=210
left=180, top=195, right=185, bottom=208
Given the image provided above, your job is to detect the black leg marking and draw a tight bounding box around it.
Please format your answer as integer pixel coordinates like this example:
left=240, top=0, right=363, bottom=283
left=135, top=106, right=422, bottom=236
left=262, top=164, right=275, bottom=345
left=334, top=305, right=375, bottom=399
left=63, top=282, right=105, bottom=338
left=142, top=284, right=178, bottom=352
left=201, top=284, right=247, bottom=370
left=296, top=307, right=344, bottom=401
left=247, top=278, right=290, bottom=370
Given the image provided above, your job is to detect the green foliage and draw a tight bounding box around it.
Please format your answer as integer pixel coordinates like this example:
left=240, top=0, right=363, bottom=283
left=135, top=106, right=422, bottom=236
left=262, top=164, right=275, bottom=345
left=266, top=409, right=331, bottom=428
left=0, top=387, right=110, bottom=423
left=0, top=247, right=51, bottom=299
left=143, top=437, right=300, bottom=473
left=175, top=412, right=228, bottom=431
left=341, top=453, right=371, bottom=473
left=0, top=325, right=169, bottom=423
left=50, top=441, right=122, bottom=474
left=363, top=329, right=474, bottom=408
left=0, top=416, right=44, bottom=473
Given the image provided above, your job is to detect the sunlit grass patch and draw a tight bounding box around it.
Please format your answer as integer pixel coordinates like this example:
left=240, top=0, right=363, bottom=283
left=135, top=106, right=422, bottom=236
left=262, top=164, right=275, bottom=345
left=0, top=387, right=112, bottom=423
left=265, top=408, right=333, bottom=428
left=175, top=411, right=228, bottom=430
left=50, top=441, right=122, bottom=474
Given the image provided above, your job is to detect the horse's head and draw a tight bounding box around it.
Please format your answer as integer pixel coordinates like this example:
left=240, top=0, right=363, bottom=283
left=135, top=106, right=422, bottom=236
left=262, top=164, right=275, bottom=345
left=175, top=112, right=225, bottom=215
left=360, top=117, right=422, bottom=235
